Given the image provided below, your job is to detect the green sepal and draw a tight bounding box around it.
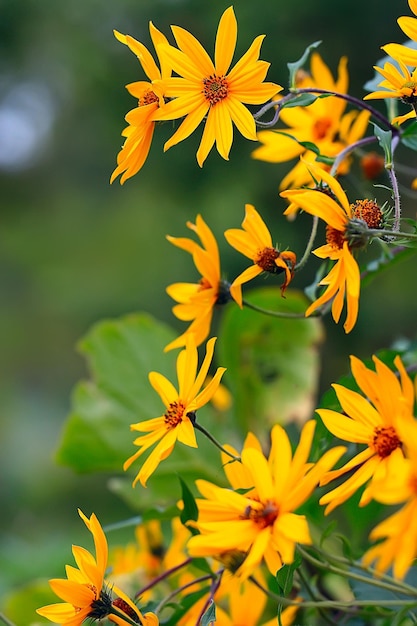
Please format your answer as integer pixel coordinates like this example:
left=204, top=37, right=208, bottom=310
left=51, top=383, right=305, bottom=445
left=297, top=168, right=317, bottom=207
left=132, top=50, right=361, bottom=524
left=201, top=600, right=216, bottom=625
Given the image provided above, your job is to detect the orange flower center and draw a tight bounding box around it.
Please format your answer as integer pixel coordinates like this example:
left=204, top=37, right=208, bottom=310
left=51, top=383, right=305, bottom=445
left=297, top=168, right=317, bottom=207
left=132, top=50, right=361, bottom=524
left=350, top=199, right=383, bottom=229
left=255, top=247, right=281, bottom=272
left=164, top=400, right=186, bottom=428
left=372, top=426, right=402, bottom=458
left=139, top=89, right=159, bottom=107
left=241, top=499, right=279, bottom=529
left=325, top=225, right=345, bottom=249
left=203, top=74, right=229, bottom=105
left=313, top=117, right=332, bottom=140
left=198, top=277, right=212, bottom=291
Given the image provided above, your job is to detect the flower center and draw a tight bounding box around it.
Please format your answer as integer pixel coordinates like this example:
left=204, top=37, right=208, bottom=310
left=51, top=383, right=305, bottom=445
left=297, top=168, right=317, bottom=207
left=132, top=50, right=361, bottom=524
left=139, top=89, right=159, bottom=107
left=313, top=117, right=332, bottom=140
left=203, top=74, right=229, bottom=106
left=401, top=81, right=417, bottom=103
left=350, top=199, right=383, bottom=229
left=241, top=499, right=278, bottom=529
left=198, top=277, right=212, bottom=291
left=255, top=247, right=281, bottom=272
left=164, top=401, right=186, bottom=429
left=325, top=225, right=345, bottom=249
left=372, top=426, right=402, bottom=458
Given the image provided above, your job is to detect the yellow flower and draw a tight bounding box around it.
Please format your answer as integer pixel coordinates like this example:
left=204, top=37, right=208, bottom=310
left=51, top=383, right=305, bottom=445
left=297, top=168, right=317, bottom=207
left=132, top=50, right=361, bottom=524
left=224, top=203, right=297, bottom=308
left=252, top=53, right=370, bottom=189
left=152, top=6, right=281, bottom=166
left=36, top=509, right=158, bottom=626
left=364, top=58, right=417, bottom=125
left=186, top=421, right=344, bottom=579
left=165, top=215, right=227, bottom=352
left=111, top=23, right=171, bottom=184
left=280, top=160, right=383, bottom=332
left=363, top=411, right=417, bottom=579
left=382, top=0, right=417, bottom=68
left=317, top=354, right=414, bottom=515
left=124, top=335, right=226, bottom=487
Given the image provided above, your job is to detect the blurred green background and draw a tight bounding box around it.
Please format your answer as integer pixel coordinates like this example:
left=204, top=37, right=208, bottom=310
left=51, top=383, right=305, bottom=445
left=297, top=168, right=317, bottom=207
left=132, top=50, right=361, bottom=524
left=1, top=0, right=417, bottom=616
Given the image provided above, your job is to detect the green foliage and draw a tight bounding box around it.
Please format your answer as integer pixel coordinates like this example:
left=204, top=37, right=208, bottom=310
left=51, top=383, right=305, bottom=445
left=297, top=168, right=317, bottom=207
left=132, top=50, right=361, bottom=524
left=217, top=287, right=323, bottom=437
left=372, top=123, right=392, bottom=167
left=3, top=580, right=56, bottom=626
left=287, top=40, right=322, bottom=89
left=201, top=600, right=216, bottom=625
left=400, top=120, right=417, bottom=151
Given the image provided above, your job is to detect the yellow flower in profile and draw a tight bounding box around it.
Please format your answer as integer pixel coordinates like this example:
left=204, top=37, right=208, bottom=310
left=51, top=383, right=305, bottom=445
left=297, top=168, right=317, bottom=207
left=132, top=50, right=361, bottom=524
left=124, top=335, right=226, bottom=487
left=165, top=215, right=228, bottom=352
left=111, top=23, right=171, bottom=184
left=224, top=203, right=297, bottom=308
left=363, top=414, right=417, bottom=579
left=152, top=6, right=281, bottom=166
left=37, top=510, right=158, bottom=626
left=382, top=0, right=417, bottom=68
left=364, top=58, right=417, bottom=125
left=252, top=53, right=370, bottom=189
left=186, top=421, right=344, bottom=579
left=280, top=160, right=383, bottom=332
left=317, top=354, right=414, bottom=515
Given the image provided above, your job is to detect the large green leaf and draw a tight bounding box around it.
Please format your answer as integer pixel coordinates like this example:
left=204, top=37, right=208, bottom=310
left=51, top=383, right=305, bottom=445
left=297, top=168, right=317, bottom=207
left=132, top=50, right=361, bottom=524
left=216, top=287, right=324, bottom=437
left=56, top=313, right=178, bottom=473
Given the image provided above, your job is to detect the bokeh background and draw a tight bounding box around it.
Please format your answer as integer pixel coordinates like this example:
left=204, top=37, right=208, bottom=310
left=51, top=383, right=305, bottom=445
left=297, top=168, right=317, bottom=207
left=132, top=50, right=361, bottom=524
left=1, top=0, right=417, bottom=616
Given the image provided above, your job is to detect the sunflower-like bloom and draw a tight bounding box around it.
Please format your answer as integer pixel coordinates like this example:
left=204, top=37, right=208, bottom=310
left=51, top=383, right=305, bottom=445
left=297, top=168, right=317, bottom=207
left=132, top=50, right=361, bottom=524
left=280, top=160, right=383, bottom=332
left=317, top=354, right=414, bottom=515
left=37, top=510, right=158, bottom=626
left=111, top=23, right=171, bottom=184
left=363, top=410, right=417, bottom=579
left=364, top=58, right=417, bottom=125
left=224, top=204, right=296, bottom=308
left=382, top=0, right=417, bottom=68
left=152, top=6, right=281, bottom=166
left=124, top=335, right=226, bottom=487
left=186, top=421, right=345, bottom=579
left=252, top=53, right=370, bottom=189
left=165, top=215, right=228, bottom=352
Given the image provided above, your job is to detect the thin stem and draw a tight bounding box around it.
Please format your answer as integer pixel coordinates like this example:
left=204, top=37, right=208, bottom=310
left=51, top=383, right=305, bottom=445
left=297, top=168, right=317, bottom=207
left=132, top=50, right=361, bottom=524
left=194, top=422, right=241, bottom=462
left=241, top=298, right=320, bottom=319
left=154, top=573, right=214, bottom=616
left=330, top=136, right=377, bottom=176
left=386, top=134, right=401, bottom=232
left=196, top=569, right=224, bottom=625
left=0, top=614, right=16, bottom=626
left=134, top=557, right=193, bottom=599
left=295, top=215, right=319, bottom=270
left=367, top=228, right=417, bottom=239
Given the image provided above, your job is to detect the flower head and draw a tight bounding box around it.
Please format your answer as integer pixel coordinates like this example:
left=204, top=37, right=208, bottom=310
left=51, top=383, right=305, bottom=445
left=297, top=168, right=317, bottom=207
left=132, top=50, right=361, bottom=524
left=224, top=203, right=296, bottom=308
left=280, top=160, right=383, bottom=332
left=382, top=0, right=417, bottom=68
left=111, top=23, right=171, bottom=183
left=165, top=215, right=228, bottom=352
left=124, top=335, right=226, bottom=487
left=364, top=58, right=417, bottom=125
left=186, top=421, right=344, bottom=579
left=152, top=6, right=281, bottom=166
left=37, top=510, right=158, bottom=626
left=317, top=354, right=414, bottom=515
left=252, top=53, right=370, bottom=189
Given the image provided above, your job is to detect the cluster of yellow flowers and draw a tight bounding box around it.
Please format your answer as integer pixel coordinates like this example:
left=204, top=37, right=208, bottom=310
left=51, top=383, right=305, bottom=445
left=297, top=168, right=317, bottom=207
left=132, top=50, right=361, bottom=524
left=37, top=2, right=417, bottom=625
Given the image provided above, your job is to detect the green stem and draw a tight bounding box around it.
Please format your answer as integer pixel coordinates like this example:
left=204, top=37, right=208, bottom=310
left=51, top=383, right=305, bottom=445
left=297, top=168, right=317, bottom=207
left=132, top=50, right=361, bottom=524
left=0, top=614, right=16, bottom=626
left=193, top=422, right=241, bottom=462
left=367, top=228, right=417, bottom=239
left=295, top=215, right=318, bottom=270
left=241, top=298, right=320, bottom=319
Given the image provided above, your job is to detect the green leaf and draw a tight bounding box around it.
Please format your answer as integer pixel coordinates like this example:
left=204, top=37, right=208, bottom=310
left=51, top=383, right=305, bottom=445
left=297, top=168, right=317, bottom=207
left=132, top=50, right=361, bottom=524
left=400, top=120, right=417, bottom=151
left=56, top=313, right=178, bottom=473
left=201, top=600, right=216, bottom=625
left=276, top=553, right=302, bottom=597
left=179, top=476, right=199, bottom=525
left=287, top=40, right=322, bottom=89
left=217, top=287, right=323, bottom=437
left=372, top=122, right=392, bottom=166
left=280, top=93, right=319, bottom=108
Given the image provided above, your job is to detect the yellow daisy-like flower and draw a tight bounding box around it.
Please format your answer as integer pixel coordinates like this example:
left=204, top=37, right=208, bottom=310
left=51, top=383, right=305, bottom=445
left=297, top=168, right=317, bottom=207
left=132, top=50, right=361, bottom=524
left=224, top=203, right=297, bottom=308
left=363, top=414, right=417, bottom=579
left=36, top=510, right=158, bottom=626
left=165, top=215, right=228, bottom=352
left=364, top=57, right=417, bottom=125
left=382, top=0, right=417, bottom=68
left=280, top=160, right=383, bottom=332
left=252, top=53, right=370, bottom=189
left=152, top=6, right=281, bottom=166
left=124, top=335, right=226, bottom=487
left=317, top=354, right=414, bottom=515
left=111, top=23, right=171, bottom=184
left=186, top=421, right=345, bottom=579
